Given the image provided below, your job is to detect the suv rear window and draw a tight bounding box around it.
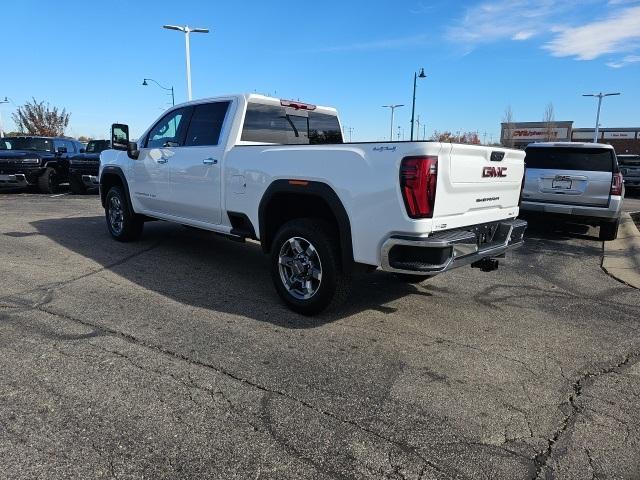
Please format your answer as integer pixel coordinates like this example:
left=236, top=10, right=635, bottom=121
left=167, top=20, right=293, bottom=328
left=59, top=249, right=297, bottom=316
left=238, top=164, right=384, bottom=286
left=525, top=147, right=616, bottom=172
left=241, top=103, right=343, bottom=145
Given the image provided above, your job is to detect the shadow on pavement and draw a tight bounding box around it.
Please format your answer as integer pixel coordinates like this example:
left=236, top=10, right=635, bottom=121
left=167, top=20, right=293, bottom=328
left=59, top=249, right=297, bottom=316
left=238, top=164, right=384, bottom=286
left=30, top=216, right=435, bottom=327
left=520, top=213, right=599, bottom=242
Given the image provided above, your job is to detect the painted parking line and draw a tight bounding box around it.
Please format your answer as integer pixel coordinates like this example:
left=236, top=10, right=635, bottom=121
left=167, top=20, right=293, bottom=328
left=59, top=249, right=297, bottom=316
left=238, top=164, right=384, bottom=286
left=50, top=193, right=69, bottom=198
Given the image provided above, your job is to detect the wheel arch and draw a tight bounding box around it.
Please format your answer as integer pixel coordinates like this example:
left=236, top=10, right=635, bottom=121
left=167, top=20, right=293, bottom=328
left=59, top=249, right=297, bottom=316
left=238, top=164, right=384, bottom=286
left=258, top=180, right=354, bottom=273
left=100, top=166, right=133, bottom=210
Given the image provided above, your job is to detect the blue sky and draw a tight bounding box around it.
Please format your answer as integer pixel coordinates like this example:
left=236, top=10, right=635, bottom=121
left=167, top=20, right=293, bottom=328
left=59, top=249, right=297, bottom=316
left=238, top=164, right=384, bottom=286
left=1, top=0, right=639, bottom=141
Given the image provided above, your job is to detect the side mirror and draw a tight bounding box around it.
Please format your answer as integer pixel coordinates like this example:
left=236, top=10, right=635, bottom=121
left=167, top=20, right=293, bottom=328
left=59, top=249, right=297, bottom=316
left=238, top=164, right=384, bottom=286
left=111, top=123, right=130, bottom=151
left=56, top=146, right=67, bottom=154
left=79, top=148, right=85, bottom=153
left=127, top=141, right=140, bottom=160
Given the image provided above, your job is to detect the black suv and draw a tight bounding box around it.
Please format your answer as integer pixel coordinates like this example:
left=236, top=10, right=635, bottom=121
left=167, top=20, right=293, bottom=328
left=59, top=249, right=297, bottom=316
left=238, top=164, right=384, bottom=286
left=0, top=136, right=85, bottom=193
left=68, top=139, right=110, bottom=194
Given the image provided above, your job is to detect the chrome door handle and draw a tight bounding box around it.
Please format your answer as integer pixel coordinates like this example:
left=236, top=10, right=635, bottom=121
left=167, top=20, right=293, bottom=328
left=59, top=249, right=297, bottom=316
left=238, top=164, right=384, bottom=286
left=157, top=158, right=168, bottom=164
left=203, top=158, right=218, bottom=165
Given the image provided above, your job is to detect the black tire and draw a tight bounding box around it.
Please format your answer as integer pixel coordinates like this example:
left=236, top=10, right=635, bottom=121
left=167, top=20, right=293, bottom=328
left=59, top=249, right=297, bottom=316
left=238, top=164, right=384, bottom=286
left=69, top=177, right=87, bottom=195
left=599, top=219, right=620, bottom=241
left=393, top=273, right=431, bottom=284
left=104, top=185, right=144, bottom=242
left=270, top=218, right=351, bottom=315
left=37, top=167, right=58, bottom=194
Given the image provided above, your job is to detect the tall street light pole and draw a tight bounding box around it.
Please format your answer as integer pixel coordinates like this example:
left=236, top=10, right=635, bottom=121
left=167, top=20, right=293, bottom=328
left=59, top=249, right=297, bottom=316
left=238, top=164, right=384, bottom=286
left=143, top=78, right=175, bottom=106
left=582, top=92, right=620, bottom=143
left=382, top=104, right=404, bottom=142
left=163, top=24, right=209, bottom=101
left=0, top=96, right=14, bottom=138
left=410, top=68, right=426, bottom=141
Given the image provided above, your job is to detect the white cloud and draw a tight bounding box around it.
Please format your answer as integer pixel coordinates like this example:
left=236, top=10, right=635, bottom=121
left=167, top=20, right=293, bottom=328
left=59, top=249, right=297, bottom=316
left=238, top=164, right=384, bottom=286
left=544, top=6, right=640, bottom=60
left=512, top=30, right=535, bottom=40
left=447, top=0, right=577, bottom=44
left=449, top=1, right=640, bottom=65
left=606, top=54, right=640, bottom=67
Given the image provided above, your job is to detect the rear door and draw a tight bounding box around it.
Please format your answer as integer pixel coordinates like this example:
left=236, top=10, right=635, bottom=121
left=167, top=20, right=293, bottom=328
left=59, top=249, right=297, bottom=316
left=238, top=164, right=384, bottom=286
left=167, top=100, right=231, bottom=224
left=434, top=143, right=524, bottom=218
left=522, top=146, right=614, bottom=207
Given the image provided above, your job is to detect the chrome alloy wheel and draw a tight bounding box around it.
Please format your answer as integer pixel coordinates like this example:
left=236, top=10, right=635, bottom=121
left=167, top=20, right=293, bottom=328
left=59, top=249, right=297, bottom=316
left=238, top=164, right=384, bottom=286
left=278, top=236, right=323, bottom=300
left=108, top=195, right=124, bottom=235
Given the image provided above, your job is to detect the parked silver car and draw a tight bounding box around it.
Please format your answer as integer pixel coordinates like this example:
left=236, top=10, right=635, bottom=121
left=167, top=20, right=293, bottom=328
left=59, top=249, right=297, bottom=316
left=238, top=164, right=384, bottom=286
left=520, top=142, right=624, bottom=240
left=618, top=154, right=640, bottom=189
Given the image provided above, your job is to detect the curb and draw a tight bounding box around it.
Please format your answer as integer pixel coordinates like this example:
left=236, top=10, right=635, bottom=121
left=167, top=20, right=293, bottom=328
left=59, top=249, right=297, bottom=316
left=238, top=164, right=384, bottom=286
left=602, top=212, right=640, bottom=289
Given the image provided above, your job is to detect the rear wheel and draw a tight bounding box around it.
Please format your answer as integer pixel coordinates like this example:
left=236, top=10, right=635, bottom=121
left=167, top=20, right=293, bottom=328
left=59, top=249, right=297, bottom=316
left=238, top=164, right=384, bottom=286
left=270, top=218, right=350, bottom=315
left=105, top=185, right=144, bottom=242
left=69, top=177, right=87, bottom=195
left=37, top=167, right=58, bottom=194
left=599, top=219, right=620, bottom=241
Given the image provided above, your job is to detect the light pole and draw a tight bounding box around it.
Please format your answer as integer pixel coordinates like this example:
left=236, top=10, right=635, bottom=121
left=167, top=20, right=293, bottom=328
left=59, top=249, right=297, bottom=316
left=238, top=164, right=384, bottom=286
left=0, top=96, right=13, bottom=138
left=162, top=24, right=209, bottom=101
left=582, top=92, right=620, bottom=143
left=143, top=78, right=175, bottom=106
left=382, top=104, right=404, bottom=142
left=410, top=68, right=426, bottom=141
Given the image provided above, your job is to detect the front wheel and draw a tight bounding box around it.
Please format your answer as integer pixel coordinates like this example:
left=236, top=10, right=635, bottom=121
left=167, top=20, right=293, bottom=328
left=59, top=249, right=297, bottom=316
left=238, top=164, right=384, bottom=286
left=37, top=167, right=58, bottom=194
left=599, top=219, right=620, bottom=241
left=105, top=185, right=144, bottom=242
left=270, top=219, right=351, bottom=315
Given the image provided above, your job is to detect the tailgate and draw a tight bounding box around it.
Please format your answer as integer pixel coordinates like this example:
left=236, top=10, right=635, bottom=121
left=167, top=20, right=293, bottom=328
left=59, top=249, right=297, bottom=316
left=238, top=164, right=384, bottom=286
left=522, top=146, right=615, bottom=207
left=523, top=169, right=611, bottom=206
left=433, top=143, right=524, bottom=218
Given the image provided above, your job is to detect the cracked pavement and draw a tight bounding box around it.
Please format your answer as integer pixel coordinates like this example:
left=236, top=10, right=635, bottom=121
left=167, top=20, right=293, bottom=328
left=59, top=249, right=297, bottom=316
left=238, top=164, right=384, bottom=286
left=1, top=192, right=640, bottom=479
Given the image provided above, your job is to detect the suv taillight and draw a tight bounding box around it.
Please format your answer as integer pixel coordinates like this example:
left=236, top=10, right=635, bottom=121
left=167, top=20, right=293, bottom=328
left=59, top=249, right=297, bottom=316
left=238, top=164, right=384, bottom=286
left=400, top=156, right=438, bottom=218
left=611, top=172, right=623, bottom=196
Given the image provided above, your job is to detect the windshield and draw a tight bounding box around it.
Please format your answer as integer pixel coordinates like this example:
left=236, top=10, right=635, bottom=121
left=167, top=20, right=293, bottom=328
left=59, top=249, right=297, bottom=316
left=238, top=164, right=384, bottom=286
left=0, top=137, right=54, bottom=152
left=525, top=147, right=616, bottom=172
left=85, top=140, right=110, bottom=153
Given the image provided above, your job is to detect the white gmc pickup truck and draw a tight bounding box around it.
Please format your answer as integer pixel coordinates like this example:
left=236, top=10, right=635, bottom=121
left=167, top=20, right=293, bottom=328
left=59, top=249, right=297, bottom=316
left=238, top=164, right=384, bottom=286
left=100, top=94, right=527, bottom=314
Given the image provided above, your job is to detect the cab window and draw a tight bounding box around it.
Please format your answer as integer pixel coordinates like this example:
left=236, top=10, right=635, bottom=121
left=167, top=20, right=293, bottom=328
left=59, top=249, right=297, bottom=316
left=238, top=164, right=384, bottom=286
left=146, top=108, right=188, bottom=148
left=184, top=102, right=230, bottom=146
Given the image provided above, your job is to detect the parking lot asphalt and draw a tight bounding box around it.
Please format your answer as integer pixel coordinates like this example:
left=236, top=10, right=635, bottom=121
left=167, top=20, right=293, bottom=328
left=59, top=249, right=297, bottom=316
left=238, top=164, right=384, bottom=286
left=1, top=191, right=640, bottom=480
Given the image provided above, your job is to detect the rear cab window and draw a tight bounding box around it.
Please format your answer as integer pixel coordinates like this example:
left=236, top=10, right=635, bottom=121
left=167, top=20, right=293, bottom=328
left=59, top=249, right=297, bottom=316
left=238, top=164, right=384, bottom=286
left=524, top=146, right=617, bottom=172
left=241, top=102, right=343, bottom=145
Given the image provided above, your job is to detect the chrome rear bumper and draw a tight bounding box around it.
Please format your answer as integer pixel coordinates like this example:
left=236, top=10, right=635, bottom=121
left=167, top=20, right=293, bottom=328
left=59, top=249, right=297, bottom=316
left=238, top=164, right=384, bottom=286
left=380, top=218, right=527, bottom=275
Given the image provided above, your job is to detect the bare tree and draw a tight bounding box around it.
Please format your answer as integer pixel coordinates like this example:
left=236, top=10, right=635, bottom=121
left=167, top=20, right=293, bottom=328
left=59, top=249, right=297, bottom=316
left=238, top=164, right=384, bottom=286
left=502, top=105, right=514, bottom=148
left=430, top=130, right=481, bottom=144
left=12, top=98, right=70, bottom=136
left=542, top=102, right=556, bottom=141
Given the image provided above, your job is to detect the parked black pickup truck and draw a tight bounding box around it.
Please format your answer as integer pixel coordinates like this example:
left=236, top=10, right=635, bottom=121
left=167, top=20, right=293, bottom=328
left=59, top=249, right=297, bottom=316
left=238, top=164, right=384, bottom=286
left=0, top=136, right=85, bottom=193
left=68, top=139, right=110, bottom=194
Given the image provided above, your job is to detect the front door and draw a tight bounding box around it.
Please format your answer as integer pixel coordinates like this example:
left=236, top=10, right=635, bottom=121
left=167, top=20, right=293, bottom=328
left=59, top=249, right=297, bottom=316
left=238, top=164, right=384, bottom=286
left=131, top=107, right=189, bottom=214
left=167, top=101, right=231, bottom=225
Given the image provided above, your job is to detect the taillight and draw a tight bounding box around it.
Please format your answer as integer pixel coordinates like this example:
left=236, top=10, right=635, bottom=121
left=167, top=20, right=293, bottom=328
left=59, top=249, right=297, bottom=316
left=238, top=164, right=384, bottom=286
left=611, top=172, right=623, bottom=196
left=400, top=156, right=438, bottom=218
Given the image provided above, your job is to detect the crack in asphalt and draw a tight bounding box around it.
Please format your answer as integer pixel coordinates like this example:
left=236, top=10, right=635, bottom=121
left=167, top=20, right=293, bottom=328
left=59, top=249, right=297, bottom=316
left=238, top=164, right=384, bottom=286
left=0, top=240, right=164, bottom=308
left=7, top=300, right=460, bottom=480
left=531, top=350, right=640, bottom=479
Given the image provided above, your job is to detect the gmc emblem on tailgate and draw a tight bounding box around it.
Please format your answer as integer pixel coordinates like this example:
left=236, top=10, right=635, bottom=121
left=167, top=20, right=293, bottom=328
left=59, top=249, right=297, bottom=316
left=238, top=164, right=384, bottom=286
left=482, top=166, right=507, bottom=178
